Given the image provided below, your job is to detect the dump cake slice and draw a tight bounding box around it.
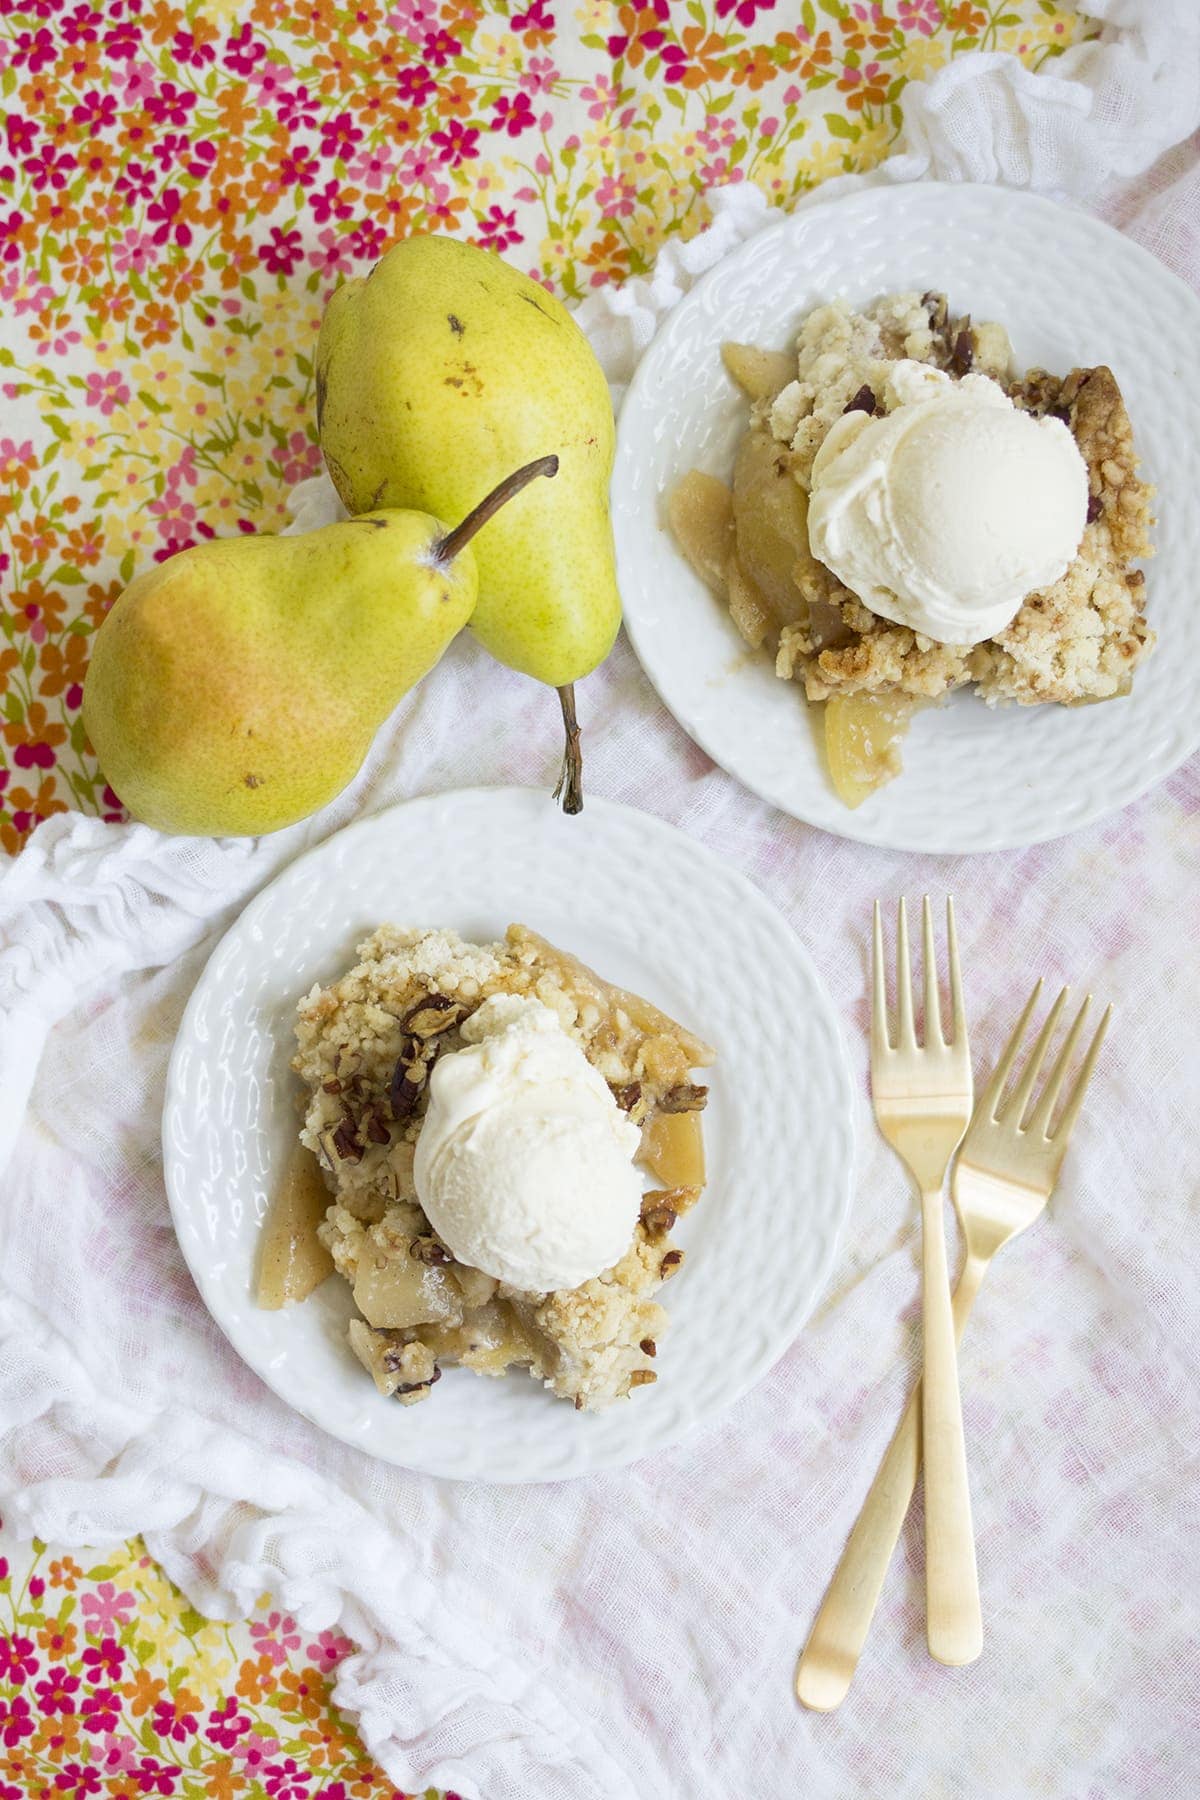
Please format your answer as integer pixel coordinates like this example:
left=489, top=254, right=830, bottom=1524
left=671, top=291, right=1154, bottom=807
left=265, top=924, right=714, bottom=1412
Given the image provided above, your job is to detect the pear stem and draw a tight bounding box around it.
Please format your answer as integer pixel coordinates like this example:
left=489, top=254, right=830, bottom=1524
left=553, top=683, right=584, bottom=816
left=435, top=454, right=559, bottom=564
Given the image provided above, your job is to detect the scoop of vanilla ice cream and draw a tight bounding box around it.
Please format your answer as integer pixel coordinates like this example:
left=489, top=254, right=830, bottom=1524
left=806, top=362, right=1089, bottom=645
left=413, top=994, right=643, bottom=1293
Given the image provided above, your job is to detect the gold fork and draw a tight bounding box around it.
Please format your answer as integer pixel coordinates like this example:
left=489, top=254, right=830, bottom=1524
left=866, top=896, right=979, bottom=1668
left=797, top=979, right=1112, bottom=1711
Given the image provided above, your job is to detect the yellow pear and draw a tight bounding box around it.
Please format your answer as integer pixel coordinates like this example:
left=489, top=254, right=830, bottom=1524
left=316, top=234, right=619, bottom=811
left=82, top=459, right=556, bottom=836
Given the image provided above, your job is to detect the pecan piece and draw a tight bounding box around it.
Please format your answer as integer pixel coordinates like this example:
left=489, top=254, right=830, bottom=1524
left=321, top=1077, right=343, bottom=1095
left=332, top=1120, right=364, bottom=1163
left=639, top=1337, right=657, bottom=1358
left=659, top=1249, right=684, bottom=1275
left=640, top=1204, right=677, bottom=1240
left=950, top=324, right=974, bottom=377
left=629, top=1369, right=657, bottom=1388
left=409, top=1236, right=452, bottom=1266
left=659, top=1082, right=708, bottom=1113
left=612, top=1081, right=642, bottom=1113
left=843, top=384, right=877, bottom=417
left=1086, top=493, right=1102, bottom=523
left=362, top=1108, right=391, bottom=1145
left=402, top=993, right=467, bottom=1038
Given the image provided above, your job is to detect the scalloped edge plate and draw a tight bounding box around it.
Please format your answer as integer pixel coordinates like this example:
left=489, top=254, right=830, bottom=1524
left=163, top=787, right=855, bottom=1482
left=613, top=183, right=1200, bottom=852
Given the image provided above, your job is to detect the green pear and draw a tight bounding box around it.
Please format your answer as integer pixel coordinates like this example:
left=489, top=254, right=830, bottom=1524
left=316, top=234, right=619, bottom=812
left=82, top=458, right=557, bottom=836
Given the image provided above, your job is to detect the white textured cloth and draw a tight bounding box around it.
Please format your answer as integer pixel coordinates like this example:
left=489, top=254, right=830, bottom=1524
left=4, top=7, right=1200, bottom=1795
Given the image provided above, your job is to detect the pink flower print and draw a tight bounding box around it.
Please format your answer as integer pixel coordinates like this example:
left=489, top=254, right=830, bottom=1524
left=152, top=1698, right=198, bottom=1744
left=119, top=60, right=158, bottom=103
left=35, top=1667, right=80, bottom=1715
left=49, top=1766, right=101, bottom=1798
left=144, top=79, right=195, bottom=126
left=512, top=0, right=553, bottom=29
left=62, top=2, right=100, bottom=45
left=11, top=26, right=56, bottom=72
left=425, top=178, right=459, bottom=225
left=103, top=18, right=141, bottom=60
left=115, top=160, right=155, bottom=203
left=80, top=1583, right=136, bottom=1636
left=112, top=229, right=153, bottom=276
left=205, top=1698, right=251, bottom=1751
left=80, top=1685, right=121, bottom=1733
left=304, top=1630, right=354, bottom=1674
left=128, top=1758, right=179, bottom=1796
left=224, top=22, right=265, bottom=75
left=422, top=26, right=462, bottom=67
left=277, top=85, right=318, bottom=131
left=347, top=218, right=387, bottom=261
left=580, top=75, right=616, bottom=119
left=430, top=119, right=479, bottom=165
left=98, top=1736, right=141, bottom=1775
left=28, top=1577, right=44, bottom=1600
left=71, top=88, right=117, bottom=129
left=0, top=1635, right=38, bottom=1686
left=147, top=188, right=192, bottom=249
left=186, top=140, right=217, bottom=180
left=83, top=369, right=130, bottom=414
left=397, top=143, right=436, bottom=185
left=231, top=1734, right=280, bottom=1772
left=23, top=143, right=77, bottom=192
left=520, top=55, right=558, bottom=95
left=311, top=180, right=353, bottom=225
left=248, top=1613, right=301, bottom=1669
left=593, top=174, right=635, bottom=218
left=307, top=229, right=353, bottom=279
left=36, top=325, right=82, bottom=359
left=279, top=144, right=319, bottom=187
left=490, top=92, right=535, bottom=136
left=396, top=62, right=435, bottom=106
left=172, top=28, right=216, bottom=67
left=5, top=113, right=38, bottom=156
left=759, top=115, right=779, bottom=138
left=0, top=210, right=23, bottom=264
left=151, top=132, right=189, bottom=171
left=898, top=0, right=939, bottom=32
left=319, top=111, right=363, bottom=159
left=475, top=204, right=521, bottom=251
left=257, top=226, right=303, bottom=275
left=385, top=0, right=437, bottom=28
left=152, top=532, right=197, bottom=564
left=0, top=1693, right=34, bottom=1747
left=347, top=145, right=394, bottom=190
left=716, top=0, right=774, bottom=21
left=81, top=1636, right=125, bottom=1684
left=264, top=1759, right=310, bottom=1800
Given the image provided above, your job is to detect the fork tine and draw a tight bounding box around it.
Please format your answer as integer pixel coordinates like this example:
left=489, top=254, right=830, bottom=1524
left=922, top=895, right=942, bottom=1047
left=1050, top=1003, right=1112, bottom=1145
left=1025, top=995, right=1092, bottom=1137
left=895, top=898, right=915, bottom=1049
left=976, top=978, right=1043, bottom=1120
left=871, top=901, right=890, bottom=1055
left=999, top=987, right=1069, bottom=1125
left=946, top=897, right=966, bottom=1047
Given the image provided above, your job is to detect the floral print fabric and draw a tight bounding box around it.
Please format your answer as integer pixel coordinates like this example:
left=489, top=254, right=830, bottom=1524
left=1, top=0, right=1090, bottom=1786
left=0, top=0, right=1087, bottom=852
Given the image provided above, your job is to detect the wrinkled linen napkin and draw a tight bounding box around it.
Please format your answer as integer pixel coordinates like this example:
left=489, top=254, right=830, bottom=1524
left=4, top=5, right=1200, bottom=1795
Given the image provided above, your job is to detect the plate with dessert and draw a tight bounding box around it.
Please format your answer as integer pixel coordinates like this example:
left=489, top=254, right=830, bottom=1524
left=612, top=182, right=1200, bottom=852
left=163, top=787, right=854, bottom=1481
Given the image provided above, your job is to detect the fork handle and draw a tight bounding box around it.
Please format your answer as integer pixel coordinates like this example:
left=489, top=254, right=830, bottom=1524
left=796, top=1255, right=987, bottom=1711
left=921, top=1190, right=982, bottom=1666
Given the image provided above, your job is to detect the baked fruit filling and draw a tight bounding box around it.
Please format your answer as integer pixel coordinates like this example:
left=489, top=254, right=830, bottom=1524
left=259, top=924, right=714, bottom=1413
left=671, top=291, right=1154, bottom=807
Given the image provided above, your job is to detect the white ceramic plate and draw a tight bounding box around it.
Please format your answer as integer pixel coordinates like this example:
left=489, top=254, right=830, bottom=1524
left=613, top=183, right=1200, bottom=853
left=163, top=788, right=854, bottom=1483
